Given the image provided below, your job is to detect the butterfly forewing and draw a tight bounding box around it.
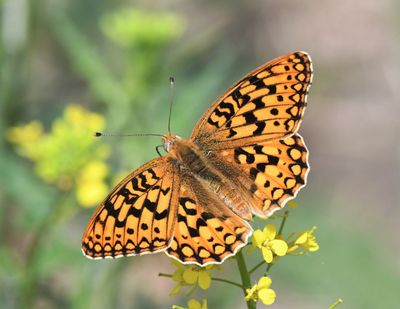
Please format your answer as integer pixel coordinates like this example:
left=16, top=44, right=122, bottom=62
left=165, top=173, right=252, bottom=265
left=82, top=157, right=180, bottom=259
left=191, top=52, right=312, bottom=150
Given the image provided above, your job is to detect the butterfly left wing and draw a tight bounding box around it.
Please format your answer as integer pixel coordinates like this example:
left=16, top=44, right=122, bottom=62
left=191, top=52, right=312, bottom=150
left=82, top=156, right=180, bottom=259
left=165, top=172, right=252, bottom=266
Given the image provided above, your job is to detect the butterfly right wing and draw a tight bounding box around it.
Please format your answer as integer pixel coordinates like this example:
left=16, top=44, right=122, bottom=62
left=82, top=156, right=180, bottom=259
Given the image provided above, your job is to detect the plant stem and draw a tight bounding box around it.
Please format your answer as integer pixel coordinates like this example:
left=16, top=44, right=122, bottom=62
left=211, top=277, right=243, bottom=289
left=235, top=251, right=256, bottom=309
left=277, top=210, right=289, bottom=235
left=328, top=298, right=343, bottom=309
left=248, top=260, right=265, bottom=275
left=159, top=272, right=243, bottom=289
left=159, top=272, right=172, bottom=278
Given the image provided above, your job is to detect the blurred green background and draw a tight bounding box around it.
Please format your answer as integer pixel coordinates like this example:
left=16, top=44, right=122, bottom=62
left=1, top=0, right=399, bottom=308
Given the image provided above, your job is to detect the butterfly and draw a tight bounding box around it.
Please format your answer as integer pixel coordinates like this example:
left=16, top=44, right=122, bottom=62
left=82, top=51, right=313, bottom=266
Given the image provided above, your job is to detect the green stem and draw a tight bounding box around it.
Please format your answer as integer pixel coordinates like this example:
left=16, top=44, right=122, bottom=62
left=159, top=272, right=243, bottom=289
left=278, top=210, right=289, bottom=235
left=328, top=299, right=343, bottom=309
left=159, top=272, right=172, bottom=278
left=248, top=260, right=265, bottom=275
left=211, top=277, right=243, bottom=289
left=236, top=251, right=256, bottom=309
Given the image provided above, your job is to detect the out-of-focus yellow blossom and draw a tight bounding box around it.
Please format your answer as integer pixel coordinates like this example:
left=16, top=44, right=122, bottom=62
left=169, top=260, right=212, bottom=296
left=173, top=299, right=207, bottom=309
left=288, top=226, right=319, bottom=255
left=76, top=161, right=109, bottom=207
left=252, top=224, right=288, bottom=263
left=245, top=276, right=276, bottom=305
left=7, top=104, right=110, bottom=207
left=101, top=9, right=185, bottom=48
left=7, top=120, right=44, bottom=159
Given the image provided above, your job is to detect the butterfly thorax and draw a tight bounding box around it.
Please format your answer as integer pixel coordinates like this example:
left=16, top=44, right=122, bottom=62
left=162, top=133, right=252, bottom=220
left=163, top=134, right=208, bottom=174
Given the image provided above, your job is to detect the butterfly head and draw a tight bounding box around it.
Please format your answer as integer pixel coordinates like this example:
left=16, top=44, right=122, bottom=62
left=162, top=134, right=181, bottom=154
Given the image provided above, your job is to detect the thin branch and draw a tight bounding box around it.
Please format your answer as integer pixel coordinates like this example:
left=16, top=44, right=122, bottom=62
left=277, top=210, right=289, bottom=235
left=248, top=260, right=266, bottom=275
left=211, top=277, right=243, bottom=289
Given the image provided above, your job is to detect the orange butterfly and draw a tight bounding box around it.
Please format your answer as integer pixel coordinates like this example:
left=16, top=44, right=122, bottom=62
left=82, top=52, right=313, bottom=266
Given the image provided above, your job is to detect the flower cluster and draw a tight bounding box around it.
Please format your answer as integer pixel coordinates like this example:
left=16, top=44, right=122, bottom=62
left=287, top=226, right=320, bottom=255
left=7, top=104, right=110, bottom=207
left=173, top=299, right=207, bottom=309
left=245, top=276, right=276, bottom=305
left=166, top=206, right=320, bottom=308
left=252, top=224, right=288, bottom=263
left=168, top=260, right=213, bottom=296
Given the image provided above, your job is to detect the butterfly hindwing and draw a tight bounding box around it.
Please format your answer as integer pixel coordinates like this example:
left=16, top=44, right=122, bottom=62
left=191, top=52, right=312, bottom=150
left=218, top=133, right=309, bottom=217
left=165, top=173, right=252, bottom=265
left=82, top=157, right=180, bottom=259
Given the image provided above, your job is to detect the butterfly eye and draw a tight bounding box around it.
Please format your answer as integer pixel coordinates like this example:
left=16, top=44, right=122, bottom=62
left=163, top=140, right=172, bottom=152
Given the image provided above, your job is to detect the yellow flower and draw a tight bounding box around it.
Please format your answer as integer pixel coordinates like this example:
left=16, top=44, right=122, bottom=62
left=76, top=161, right=109, bottom=207
left=7, top=121, right=43, bottom=159
left=172, top=299, right=207, bottom=309
left=252, top=224, right=288, bottom=263
left=101, top=9, right=185, bottom=47
left=245, top=276, right=276, bottom=305
left=169, top=260, right=212, bottom=296
left=7, top=104, right=110, bottom=207
left=288, top=226, right=319, bottom=255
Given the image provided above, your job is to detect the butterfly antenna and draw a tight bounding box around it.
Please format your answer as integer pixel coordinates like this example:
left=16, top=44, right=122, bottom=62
left=167, top=77, right=175, bottom=134
left=94, top=132, right=163, bottom=138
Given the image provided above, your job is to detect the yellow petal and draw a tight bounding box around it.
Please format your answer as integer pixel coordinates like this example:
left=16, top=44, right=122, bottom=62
left=258, top=288, right=276, bottom=305
left=182, top=269, right=198, bottom=284
left=245, top=286, right=257, bottom=301
left=253, top=230, right=266, bottom=248
left=171, top=268, right=184, bottom=281
left=188, top=299, right=202, bottom=309
left=262, top=247, right=273, bottom=263
left=169, top=284, right=182, bottom=296
left=257, top=276, right=272, bottom=289
left=198, top=271, right=211, bottom=290
left=295, top=232, right=308, bottom=245
left=287, top=244, right=299, bottom=253
left=308, top=241, right=320, bottom=252
left=172, top=259, right=184, bottom=269
left=270, top=239, right=288, bottom=256
left=264, top=224, right=276, bottom=240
